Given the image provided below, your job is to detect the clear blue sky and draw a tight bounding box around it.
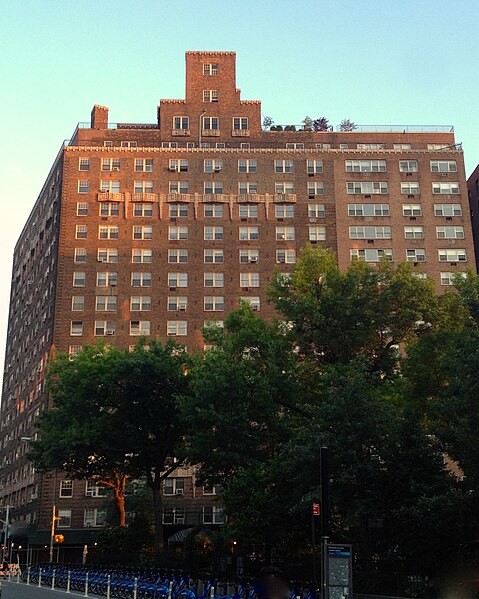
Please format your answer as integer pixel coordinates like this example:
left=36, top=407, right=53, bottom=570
left=0, top=0, right=478, bottom=369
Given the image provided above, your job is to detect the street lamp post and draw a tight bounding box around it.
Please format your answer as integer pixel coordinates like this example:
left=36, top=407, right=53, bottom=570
left=0, top=506, right=12, bottom=562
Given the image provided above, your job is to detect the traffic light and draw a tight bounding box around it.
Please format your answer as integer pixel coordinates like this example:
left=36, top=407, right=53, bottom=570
left=54, top=534, right=64, bottom=544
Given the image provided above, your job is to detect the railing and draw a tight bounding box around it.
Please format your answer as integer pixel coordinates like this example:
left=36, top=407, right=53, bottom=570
left=266, top=124, right=454, bottom=133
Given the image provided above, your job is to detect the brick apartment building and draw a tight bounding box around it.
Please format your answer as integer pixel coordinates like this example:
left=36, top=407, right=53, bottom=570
left=0, top=50, right=475, bottom=561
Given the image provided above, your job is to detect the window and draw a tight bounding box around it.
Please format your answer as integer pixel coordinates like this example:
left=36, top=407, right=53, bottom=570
left=400, top=182, right=420, bottom=195
left=169, top=159, right=188, bottom=173
left=275, top=182, right=294, bottom=194
left=238, top=159, right=257, bottom=173
left=239, top=249, right=259, bottom=263
left=204, top=273, right=224, bottom=287
left=98, top=225, right=119, bottom=239
left=57, top=510, right=72, bottom=528
left=240, top=143, right=250, bottom=149
left=101, top=158, right=120, bottom=171
left=406, top=249, right=426, bottom=262
left=97, top=272, right=118, bottom=287
left=74, top=248, right=87, bottom=263
left=203, top=63, right=218, bottom=75
left=95, top=296, right=117, bottom=311
left=84, top=509, right=107, bottom=527
left=404, top=226, right=424, bottom=239
left=308, top=204, right=325, bottom=218
left=173, top=116, right=189, bottom=130
left=438, top=249, right=467, bottom=262
left=233, top=117, right=249, bottom=130
left=431, top=160, right=457, bottom=173
left=100, top=180, right=120, bottom=193
left=73, top=272, right=85, bottom=287
left=204, top=226, right=224, bottom=240
left=75, top=225, right=88, bottom=239
left=347, top=182, right=388, bottom=194
left=167, top=321, right=188, bottom=336
left=204, top=204, right=223, bottom=217
left=356, top=143, right=385, bottom=150
left=70, top=321, right=83, bottom=336
left=131, top=272, right=152, bottom=287
left=239, top=226, right=259, bottom=240
left=100, top=203, right=120, bottom=216
left=168, top=296, right=188, bottom=311
left=316, top=143, right=331, bottom=149
left=163, top=478, right=185, bottom=496
left=168, top=249, right=188, bottom=263
left=162, top=142, right=178, bottom=149
left=239, top=204, right=259, bottom=218
left=97, top=248, right=118, bottom=263
left=350, top=249, right=393, bottom=262
left=134, top=181, right=154, bottom=194
left=69, top=345, right=82, bottom=358
left=309, top=226, right=326, bottom=241
left=204, top=296, right=224, bottom=311
left=349, top=226, right=392, bottom=239
left=434, top=204, right=462, bottom=216
left=348, top=204, right=390, bottom=216
left=440, top=272, right=467, bottom=286
left=307, top=160, right=324, bottom=174
left=307, top=182, right=324, bottom=196
left=203, top=117, right=220, bottom=131
left=133, top=203, right=153, bottom=217
left=275, top=160, right=294, bottom=173
left=393, top=144, right=411, bottom=150
left=120, top=141, right=137, bottom=148
left=130, top=321, right=151, bottom=336
left=432, top=182, right=460, bottom=194
left=76, top=202, right=89, bottom=216
left=216, top=142, right=225, bottom=148
left=163, top=507, right=185, bottom=524
left=345, top=160, right=386, bottom=172
left=78, top=180, right=90, bottom=193
left=133, top=226, right=152, bottom=240
left=203, top=89, right=218, bottom=102
left=169, top=203, right=188, bottom=218
left=79, top=158, right=90, bottom=171
left=131, top=249, right=152, bottom=264
left=436, top=226, right=464, bottom=239
left=94, top=321, right=116, bottom=336
left=204, top=181, right=223, bottom=194
left=276, top=226, right=295, bottom=240
left=428, top=144, right=450, bottom=150
left=275, top=205, right=294, bottom=218
left=169, top=181, right=189, bottom=194
left=239, top=182, right=258, bottom=194
left=71, top=296, right=85, bottom=311
left=204, top=249, right=224, bottom=263
left=168, top=273, right=188, bottom=288
left=134, top=159, right=153, bottom=172
left=399, top=160, right=418, bottom=172
left=203, top=506, right=225, bottom=524
left=402, top=204, right=422, bottom=216
left=168, top=226, right=188, bottom=240
left=276, top=249, right=296, bottom=264
left=203, top=320, right=224, bottom=330
left=241, top=296, right=260, bottom=310
left=203, top=484, right=222, bottom=495
left=60, top=480, right=73, bottom=498
left=240, top=273, right=260, bottom=288
left=286, top=143, right=304, bottom=149
left=85, top=481, right=107, bottom=497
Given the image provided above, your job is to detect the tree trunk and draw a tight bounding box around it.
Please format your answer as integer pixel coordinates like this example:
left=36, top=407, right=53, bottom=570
left=113, top=485, right=126, bottom=526
left=151, top=483, right=164, bottom=550
left=99, top=472, right=127, bottom=526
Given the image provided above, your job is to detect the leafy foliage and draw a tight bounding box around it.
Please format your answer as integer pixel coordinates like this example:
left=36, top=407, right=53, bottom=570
left=338, top=118, right=357, bottom=131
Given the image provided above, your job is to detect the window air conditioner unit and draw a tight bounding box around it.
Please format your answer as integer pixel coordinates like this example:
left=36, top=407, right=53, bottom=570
left=175, top=489, right=184, bottom=495
left=106, top=330, right=115, bottom=336
left=441, top=173, right=448, bottom=177
left=308, top=173, right=315, bottom=177
left=168, top=166, right=177, bottom=172
left=178, top=304, right=187, bottom=311
left=406, top=172, right=413, bottom=177
left=446, top=216, right=453, bottom=221
left=252, top=305, right=259, bottom=311
left=249, top=256, right=258, bottom=263
left=279, top=258, right=286, bottom=263
left=110, top=282, right=117, bottom=286
left=113, top=167, right=120, bottom=172
left=214, top=166, right=222, bottom=172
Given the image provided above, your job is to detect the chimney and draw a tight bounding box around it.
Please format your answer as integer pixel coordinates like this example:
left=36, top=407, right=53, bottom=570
left=91, top=105, right=109, bottom=130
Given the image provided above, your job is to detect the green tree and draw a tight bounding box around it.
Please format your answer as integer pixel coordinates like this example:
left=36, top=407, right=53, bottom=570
left=30, top=340, right=191, bottom=546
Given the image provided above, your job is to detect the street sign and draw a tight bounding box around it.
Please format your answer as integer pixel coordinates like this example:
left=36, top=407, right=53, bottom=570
left=313, top=503, right=320, bottom=516
left=325, top=543, right=353, bottom=599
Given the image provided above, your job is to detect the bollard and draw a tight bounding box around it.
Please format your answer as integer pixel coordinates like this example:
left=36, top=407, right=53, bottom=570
left=133, top=577, right=138, bottom=599
left=38, top=567, right=42, bottom=587
left=26, top=566, right=30, bottom=586
left=52, top=568, right=56, bottom=589
left=16, top=568, right=20, bottom=584
left=67, top=570, right=71, bottom=593
left=84, top=571, right=89, bottom=597
left=106, top=574, right=111, bottom=599
left=211, top=586, right=215, bottom=599
left=168, top=580, right=174, bottom=599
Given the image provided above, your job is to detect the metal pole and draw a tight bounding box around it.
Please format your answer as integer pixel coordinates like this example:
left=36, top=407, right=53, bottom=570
left=67, top=570, right=71, bottom=593
left=320, top=447, right=330, bottom=599
left=2, top=505, right=10, bottom=563
left=38, top=566, right=42, bottom=587
left=106, top=574, right=111, bottom=599
left=26, top=566, right=30, bottom=585
left=84, top=571, right=89, bottom=597
left=49, top=504, right=56, bottom=562
left=133, top=577, right=138, bottom=599
left=51, top=567, right=56, bottom=589
left=311, top=508, right=317, bottom=587
left=168, top=580, right=173, bottom=599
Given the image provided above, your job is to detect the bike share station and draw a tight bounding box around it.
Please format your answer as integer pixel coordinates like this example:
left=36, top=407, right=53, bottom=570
left=313, top=448, right=353, bottom=599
